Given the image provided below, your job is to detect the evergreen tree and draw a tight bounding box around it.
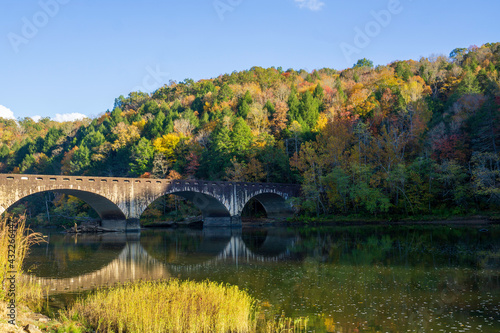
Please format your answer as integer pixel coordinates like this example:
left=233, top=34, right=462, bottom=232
left=230, top=118, right=253, bottom=156
left=144, top=111, right=166, bottom=139
left=457, top=70, right=481, bottom=95
left=70, top=145, right=91, bottom=175
left=42, top=127, right=63, bottom=153
left=237, top=91, right=252, bottom=119
left=313, top=84, right=324, bottom=100
left=353, top=58, right=374, bottom=68
left=264, top=100, right=275, bottom=116
left=129, top=138, right=154, bottom=176
left=287, top=85, right=300, bottom=124
left=217, top=83, right=233, bottom=103
left=299, top=91, right=320, bottom=129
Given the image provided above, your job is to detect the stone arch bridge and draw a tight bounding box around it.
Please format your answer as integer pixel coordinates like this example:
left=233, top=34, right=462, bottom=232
left=0, top=174, right=300, bottom=230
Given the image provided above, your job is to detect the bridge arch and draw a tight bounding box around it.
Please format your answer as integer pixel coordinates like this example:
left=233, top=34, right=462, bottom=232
left=240, top=192, right=293, bottom=219
left=141, top=189, right=232, bottom=222
left=2, top=189, right=126, bottom=222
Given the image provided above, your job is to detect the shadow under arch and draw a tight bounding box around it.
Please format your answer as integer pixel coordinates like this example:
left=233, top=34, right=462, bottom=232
left=5, top=189, right=126, bottom=221
left=141, top=190, right=232, bottom=222
left=241, top=228, right=296, bottom=257
left=139, top=228, right=232, bottom=266
left=242, top=193, right=293, bottom=219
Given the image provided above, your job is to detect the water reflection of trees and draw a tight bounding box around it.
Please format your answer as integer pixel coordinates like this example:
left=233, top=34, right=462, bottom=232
left=174, top=225, right=499, bottom=332
left=290, top=225, right=500, bottom=269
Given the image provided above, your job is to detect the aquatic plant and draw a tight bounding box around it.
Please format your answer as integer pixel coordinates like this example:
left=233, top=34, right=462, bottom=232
left=263, top=315, right=309, bottom=333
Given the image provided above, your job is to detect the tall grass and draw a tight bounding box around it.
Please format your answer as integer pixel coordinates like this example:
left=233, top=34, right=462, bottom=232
left=67, top=279, right=257, bottom=333
left=0, top=214, right=45, bottom=310
left=262, top=316, right=309, bottom=333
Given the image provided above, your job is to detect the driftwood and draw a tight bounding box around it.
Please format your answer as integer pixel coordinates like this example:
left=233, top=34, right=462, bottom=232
left=65, top=222, right=118, bottom=233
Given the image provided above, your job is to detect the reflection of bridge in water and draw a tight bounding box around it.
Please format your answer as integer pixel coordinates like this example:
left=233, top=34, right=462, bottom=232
left=167, top=231, right=297, bottom=273
left=27, top=241, right=170, bottom=293
left=27, top=229, right=296, bottom=293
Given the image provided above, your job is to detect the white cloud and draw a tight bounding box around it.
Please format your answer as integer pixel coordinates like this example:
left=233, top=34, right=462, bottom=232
left=295, top=0, right=325, bottom=11
left=31, top=115, right=42, bottom=122
left=0, top=105, right=16, bottom=120
left=54, top=113, right=88, bottom=122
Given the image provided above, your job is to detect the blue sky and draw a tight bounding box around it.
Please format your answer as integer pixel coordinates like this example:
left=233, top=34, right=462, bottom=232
left=1, top=0, right=499, bottom=121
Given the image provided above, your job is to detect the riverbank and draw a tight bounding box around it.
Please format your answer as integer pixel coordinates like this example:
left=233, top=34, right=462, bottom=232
left=0, top=301, right=59, bottom=333
left=240, top=213, right=500, bottom=228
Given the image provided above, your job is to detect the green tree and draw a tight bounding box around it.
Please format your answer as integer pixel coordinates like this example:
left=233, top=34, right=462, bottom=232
left=0, top=144, right=9, bottom=158
left=217, top=83, right=233, bottom=103
left=85, top=130, right=106, bottom=150
left=42, top=127, right=63, bottom=153
left=353, top=58, right=374, bottom=68
left=450, top=47, right=467, bottom=62
left=144, top=111, right=167, bottom=139
left=394, top=61, right=413, bottom=81
left=263, top=100, right=275, bottom=116
left=230, top=118, right=253, bottom=156
left=299, top=91, right=320, bottom=129
left=336, top=78, right=347, bottom=103
left=20, top=154, right=36, bottom=173
left=313, top=84, right=324, bottom=100
left=287, top=86, right=300, bottom=124
left=456, top=70, right=481, bottom=95
left=237, top=91, right=252, bottom=119
left=129, top=138, right=154, bottom=176
left=70, top=145, right=91, bottom=175
left=110, top=107, right=126, bottom=125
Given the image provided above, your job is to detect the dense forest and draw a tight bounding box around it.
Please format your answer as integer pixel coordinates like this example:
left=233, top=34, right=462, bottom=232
left=1, top=43, right=499, bottom=222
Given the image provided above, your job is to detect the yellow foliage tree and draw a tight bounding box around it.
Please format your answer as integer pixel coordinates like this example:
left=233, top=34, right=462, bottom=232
left=400, top=76, right=430, bottom=104
left=153, top=133, right=181, bottom=164
left=132, top=119, right=146, bottom=132
left=111, top=123, right=140, bottom=150
left=314, top=113, right=328, bottom=132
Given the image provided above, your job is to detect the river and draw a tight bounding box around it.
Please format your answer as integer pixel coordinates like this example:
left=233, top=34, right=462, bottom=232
left=24, top=224, right=500, bottom=332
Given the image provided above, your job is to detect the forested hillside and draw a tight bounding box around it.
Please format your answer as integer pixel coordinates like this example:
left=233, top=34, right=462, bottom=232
left=1, top=43, right=499, bottom=219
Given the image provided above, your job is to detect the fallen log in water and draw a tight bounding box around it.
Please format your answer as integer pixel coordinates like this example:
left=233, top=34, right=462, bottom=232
left=65, top=222, right=119, bottom=233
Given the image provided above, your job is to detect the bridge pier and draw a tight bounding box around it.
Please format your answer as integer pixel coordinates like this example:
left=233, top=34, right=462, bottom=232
left=101, top=219, right=141, bottom=232
left=203, top=216, right=242, bottom=227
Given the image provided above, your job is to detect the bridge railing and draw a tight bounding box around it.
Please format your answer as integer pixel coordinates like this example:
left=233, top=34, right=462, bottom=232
left=0, top=174, right=300, bottom=189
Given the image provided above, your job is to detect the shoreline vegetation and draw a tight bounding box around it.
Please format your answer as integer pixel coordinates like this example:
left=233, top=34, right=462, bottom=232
left=287, top=212, right=500, bottom=225
left=61, top=213, right=500, bottom=233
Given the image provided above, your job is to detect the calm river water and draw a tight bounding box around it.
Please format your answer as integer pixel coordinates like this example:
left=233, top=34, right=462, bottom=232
left=25, top=224, right=500, bottom=332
